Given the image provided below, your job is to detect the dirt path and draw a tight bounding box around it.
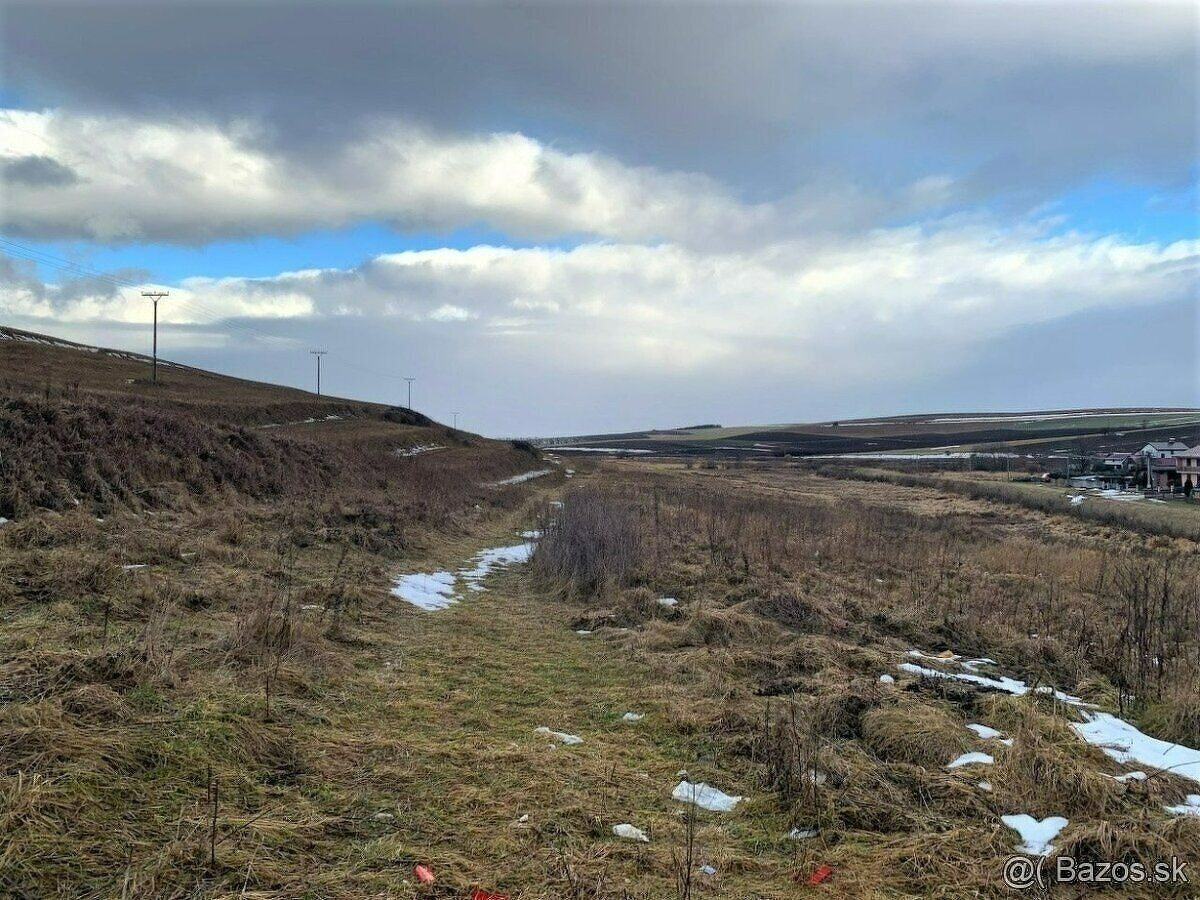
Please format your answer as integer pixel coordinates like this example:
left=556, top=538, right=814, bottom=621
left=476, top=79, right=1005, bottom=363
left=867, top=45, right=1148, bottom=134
left=310, top=548, right=801, bottom=898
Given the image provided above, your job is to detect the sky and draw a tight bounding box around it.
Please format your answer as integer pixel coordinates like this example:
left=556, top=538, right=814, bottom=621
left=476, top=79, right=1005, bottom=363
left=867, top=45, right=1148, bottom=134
left=0, top=1, right=1197, bottom=436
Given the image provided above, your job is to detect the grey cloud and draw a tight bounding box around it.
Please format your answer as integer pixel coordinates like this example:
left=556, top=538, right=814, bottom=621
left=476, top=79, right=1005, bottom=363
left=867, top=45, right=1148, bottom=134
left=3, top=2, right=1193, bottom=200
left=1, top=154, right=79, bottom=186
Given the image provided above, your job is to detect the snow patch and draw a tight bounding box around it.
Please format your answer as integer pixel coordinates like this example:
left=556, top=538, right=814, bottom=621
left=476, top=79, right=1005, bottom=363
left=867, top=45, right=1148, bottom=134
left=947, top=752, right=994, bottom=769
left=1165, top=795, right=1200, bottom=817
left=1071, top=712, right=1200, bottom=785
left=1001, top=814, right=1069, bottom=856
left=392, top=571, right=458, bottom=611
left=490, top=469, right=552, bottom=486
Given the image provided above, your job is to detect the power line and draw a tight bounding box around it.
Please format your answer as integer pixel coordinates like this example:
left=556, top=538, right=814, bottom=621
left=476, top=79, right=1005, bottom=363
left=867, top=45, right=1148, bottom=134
left=0, top=236, right=421, bottom=388
left=142, top=290, right=168, bottom=383
left=309, top=349, right=327, bottom=396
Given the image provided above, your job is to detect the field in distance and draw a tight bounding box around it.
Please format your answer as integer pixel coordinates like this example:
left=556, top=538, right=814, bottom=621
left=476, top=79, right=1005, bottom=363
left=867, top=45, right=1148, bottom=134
left=540, top=408, right=1200, bottom=458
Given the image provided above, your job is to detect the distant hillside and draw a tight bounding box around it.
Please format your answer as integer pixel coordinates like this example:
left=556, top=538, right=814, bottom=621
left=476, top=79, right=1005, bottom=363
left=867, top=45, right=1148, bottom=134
left=540, top=408, right=1200, bottom=458
left=0, top=325, right=537, bottom=518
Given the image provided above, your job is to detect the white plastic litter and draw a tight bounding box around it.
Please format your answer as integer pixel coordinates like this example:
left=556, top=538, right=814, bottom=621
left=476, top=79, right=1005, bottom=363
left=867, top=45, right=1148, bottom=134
left=1001, top=814, right=1069, bottom=856
left=657, top=597, right=679, bottom=608
left=788, top=827, right=818, bottom=839
left=947, top=752, right=994, bottom=769
left=977, top=780, right=993, bottom=792
left=878, top=674, right=895, bottom=684
left=535, top=726, right=582, bottom=745
left=699, top=864, right=717, bottom=876
left=575, top=629, right=593, bottom=635
left=672, top=780, right=742, bottom=812
left=622, top=712, right=645, bottom=722
left=612, top=823, right=650, bottom=842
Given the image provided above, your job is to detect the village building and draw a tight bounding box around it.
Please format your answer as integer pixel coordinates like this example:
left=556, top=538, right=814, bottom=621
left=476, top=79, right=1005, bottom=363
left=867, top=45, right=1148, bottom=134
left=1177, top=445, right=1200, bottom=492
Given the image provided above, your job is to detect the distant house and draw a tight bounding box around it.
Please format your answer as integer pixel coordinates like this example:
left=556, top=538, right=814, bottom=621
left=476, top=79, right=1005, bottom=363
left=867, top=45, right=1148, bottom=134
left=1099, top=452, right=1136, bottom=472
left=1137, top=439, right=1191, bottom=490
left=1177, top=445, right=1200, bottom=492
left=1139, top=440, right=1191, bottom=459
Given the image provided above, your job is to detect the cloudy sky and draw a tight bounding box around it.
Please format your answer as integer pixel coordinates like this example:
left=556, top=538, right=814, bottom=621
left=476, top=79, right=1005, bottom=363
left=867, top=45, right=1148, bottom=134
left=0, top=1, right=1196, bottom=435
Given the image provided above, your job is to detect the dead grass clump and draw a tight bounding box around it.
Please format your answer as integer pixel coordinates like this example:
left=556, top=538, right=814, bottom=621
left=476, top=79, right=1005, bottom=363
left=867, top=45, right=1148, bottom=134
left=834, top=752, right=990, bottom=834
left=1055, top=819, right=1188, bottom=875
left=0, top=701, right=133, bottom=773
left=878, top=826, right=1010, bottom=895
left=990, top=706, right=1120, bottom=817
left=61, top=683, right=131, bottom=723
left=806, top=687, right=878, bottom=740
left=861, top=703, right=970, bottom=769
left=678, top=605, right=782, bottom=649
left=1137, top=694, right=1200, bottom=749
left=752, top=590, right=826, bottom=633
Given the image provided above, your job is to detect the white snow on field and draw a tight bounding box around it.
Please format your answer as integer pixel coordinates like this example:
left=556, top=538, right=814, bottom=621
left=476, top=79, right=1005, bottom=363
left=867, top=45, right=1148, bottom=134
left=1166, top=795, right=1200, bottom=817
left=1001, top=814, right=1069, bottom=856
left=535, top=726, right=582, bottom=745
left=392, top=534, right=538, bottom=610
left=391, top=571, right=459, bottom=610
left=657, top=596, right=679, bottom=608
left=672, top=780, right=742, bottom=812
left=556, top=447, right=655, bottom=454
left=490, top=469, right=552, bottom=486
left=1071, top=712, right=1200, bottom=785
left=622, top=712, right=645, bottom=722
left=897, top=662, right=1083, bottom=704
left=613, top=823, right=650, bottom=842
left=947, top=752, right=994, bottom=769
left=394, top=443, right=445, bottom=457
left=902, top=650, right=1200, bottom=789
left=461, top=543, right=535, bottom=590
left=788, top=827, right=818, bottom=839
left=1109, top=770, right=1147, bottom=783
left=878, top=674, right=895, bottom=684
left=0, top=517, right=9, bottom=526
left=966, top=723, right=1005, bottom=741
left=932, top=411, right=1171, bottom=424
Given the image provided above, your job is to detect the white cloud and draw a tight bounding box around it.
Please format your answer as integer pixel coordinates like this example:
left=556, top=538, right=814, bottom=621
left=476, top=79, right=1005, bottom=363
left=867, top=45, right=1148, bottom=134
left=0, top=108, right=780, bottom=247
left=6, top=225, right=1194, bottom=388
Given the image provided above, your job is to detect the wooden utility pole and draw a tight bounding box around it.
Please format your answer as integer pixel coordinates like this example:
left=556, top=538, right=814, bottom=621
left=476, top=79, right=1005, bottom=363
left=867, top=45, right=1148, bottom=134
left=310, top=350, right=327, bottom=396
left=142, top=291, right=169, bottom=383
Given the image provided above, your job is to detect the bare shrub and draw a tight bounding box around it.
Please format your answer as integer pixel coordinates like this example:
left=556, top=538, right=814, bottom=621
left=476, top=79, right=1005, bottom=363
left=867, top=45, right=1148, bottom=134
left=533, top=486, right=644, bottom=593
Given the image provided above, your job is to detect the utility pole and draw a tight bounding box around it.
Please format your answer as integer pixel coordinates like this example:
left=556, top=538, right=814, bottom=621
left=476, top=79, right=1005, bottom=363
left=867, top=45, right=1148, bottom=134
left=404, top=377, right=415, bottom=410
left=310, top=350, right=327, bottom=396
left=452, top=411, right=460, bottom=429
left=142, top=291, right=169, bottom=383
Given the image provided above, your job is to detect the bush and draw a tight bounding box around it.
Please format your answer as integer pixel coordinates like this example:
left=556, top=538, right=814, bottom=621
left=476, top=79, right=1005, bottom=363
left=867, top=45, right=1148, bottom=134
left=533, top=486, right=643, bottom=593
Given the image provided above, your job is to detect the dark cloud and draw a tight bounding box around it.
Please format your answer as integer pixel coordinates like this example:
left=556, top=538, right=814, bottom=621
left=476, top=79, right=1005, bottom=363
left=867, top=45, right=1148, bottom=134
left=3, top=2, right=1193, bottom=197
left=1, top=154, right=78, bottom=186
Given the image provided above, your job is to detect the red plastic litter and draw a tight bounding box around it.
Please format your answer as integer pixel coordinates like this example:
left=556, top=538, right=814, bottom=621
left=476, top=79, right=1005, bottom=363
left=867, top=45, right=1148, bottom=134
left=805, top=864, right=833, bottom=886
left=414, top=864, right=435, bottom=885
left=469, top=891, right=509, bottom=900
